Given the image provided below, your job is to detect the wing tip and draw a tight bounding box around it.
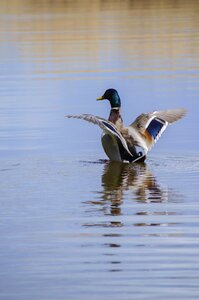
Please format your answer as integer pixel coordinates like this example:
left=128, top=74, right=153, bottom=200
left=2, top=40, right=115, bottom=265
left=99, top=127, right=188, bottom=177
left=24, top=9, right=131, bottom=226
left=170, top=108, right=187, bottom=123
left=177, top=108, right=187, bottom=116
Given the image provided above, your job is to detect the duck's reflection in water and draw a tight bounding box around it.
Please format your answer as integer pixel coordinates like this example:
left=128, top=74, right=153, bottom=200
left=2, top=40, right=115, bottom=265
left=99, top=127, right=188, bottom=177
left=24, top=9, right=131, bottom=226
left=101, top=161, right=167, bottom=206
left=83, top=161, right=181, bottom=272
left=84, top=161, right=176, bottom=227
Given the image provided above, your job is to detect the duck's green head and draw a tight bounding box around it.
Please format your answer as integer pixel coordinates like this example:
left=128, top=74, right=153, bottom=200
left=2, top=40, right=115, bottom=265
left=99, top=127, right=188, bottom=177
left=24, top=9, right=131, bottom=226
left=97, top=89, right=121, bottom=108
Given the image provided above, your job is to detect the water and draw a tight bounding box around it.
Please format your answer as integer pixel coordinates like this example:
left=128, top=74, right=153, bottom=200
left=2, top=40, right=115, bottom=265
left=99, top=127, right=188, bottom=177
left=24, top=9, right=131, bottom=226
left=0, top=0, right=199, bottom=299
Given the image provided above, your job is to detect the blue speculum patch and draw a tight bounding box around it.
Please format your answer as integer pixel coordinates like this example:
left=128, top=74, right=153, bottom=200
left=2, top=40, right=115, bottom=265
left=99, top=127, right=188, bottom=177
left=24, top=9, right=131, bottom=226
left=146, top=118, right=165, bottom=139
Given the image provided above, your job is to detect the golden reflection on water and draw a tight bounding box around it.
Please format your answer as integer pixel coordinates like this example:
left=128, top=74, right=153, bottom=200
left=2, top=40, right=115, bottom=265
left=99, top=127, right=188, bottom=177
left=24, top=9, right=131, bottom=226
left=0, top=0, right=199, bottom=79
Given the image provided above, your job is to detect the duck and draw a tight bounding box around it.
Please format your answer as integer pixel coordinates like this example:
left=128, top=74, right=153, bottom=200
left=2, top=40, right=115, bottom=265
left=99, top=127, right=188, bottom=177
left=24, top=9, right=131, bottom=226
left=65, top=88, right=186, bottom=163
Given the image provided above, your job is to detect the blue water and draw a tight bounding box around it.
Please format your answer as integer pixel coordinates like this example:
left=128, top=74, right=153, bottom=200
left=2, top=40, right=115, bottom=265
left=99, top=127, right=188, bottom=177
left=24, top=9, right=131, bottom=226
left=0, top=0, right=199, bottom=299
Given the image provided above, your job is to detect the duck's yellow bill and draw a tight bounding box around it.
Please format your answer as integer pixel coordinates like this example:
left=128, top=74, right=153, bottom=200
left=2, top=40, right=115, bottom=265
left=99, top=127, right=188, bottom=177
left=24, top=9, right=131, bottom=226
left=96, top=96, right=104, bottom=101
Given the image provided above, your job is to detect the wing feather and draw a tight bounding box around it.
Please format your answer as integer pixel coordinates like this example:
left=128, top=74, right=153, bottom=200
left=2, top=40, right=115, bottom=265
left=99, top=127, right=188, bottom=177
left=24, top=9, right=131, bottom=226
left=153, top=108, right=187, bottom=124
left=130, top=108, right=186, bottom=130
left=129, top=108, right=186, bottom=150
left=65, top=114, right=135, bottom=159
left=65, top=114, right=106, bottom=130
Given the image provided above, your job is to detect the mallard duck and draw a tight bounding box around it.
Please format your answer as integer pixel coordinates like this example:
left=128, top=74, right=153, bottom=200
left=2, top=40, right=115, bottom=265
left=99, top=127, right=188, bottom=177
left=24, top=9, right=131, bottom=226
left=65, top=89, right=186, bottom=163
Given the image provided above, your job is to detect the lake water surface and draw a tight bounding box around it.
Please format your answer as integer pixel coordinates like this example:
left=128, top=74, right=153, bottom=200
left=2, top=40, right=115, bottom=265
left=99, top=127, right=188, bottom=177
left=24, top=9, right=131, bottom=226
left=0, top=0, right=199, bottom=299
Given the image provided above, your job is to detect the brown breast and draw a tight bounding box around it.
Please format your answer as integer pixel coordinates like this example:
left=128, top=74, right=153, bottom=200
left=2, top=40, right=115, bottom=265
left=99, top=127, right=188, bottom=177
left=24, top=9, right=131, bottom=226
left=108, top=109, right=123, bottom=130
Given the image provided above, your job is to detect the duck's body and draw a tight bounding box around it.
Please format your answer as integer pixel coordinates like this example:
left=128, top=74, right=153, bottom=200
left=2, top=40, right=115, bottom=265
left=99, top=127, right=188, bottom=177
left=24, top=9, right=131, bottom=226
left=102, top=105, right=127, bottom=161
left=66, top=89, right=186, bottom=163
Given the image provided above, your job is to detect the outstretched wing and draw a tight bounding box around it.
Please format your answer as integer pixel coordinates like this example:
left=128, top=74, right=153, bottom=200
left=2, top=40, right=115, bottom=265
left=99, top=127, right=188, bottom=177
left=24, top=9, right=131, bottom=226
left=130, top=108, right=186, bottom=149
left=65, top=114, right=134, bottom=158
left=66, top=114, right=107, bottom=131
